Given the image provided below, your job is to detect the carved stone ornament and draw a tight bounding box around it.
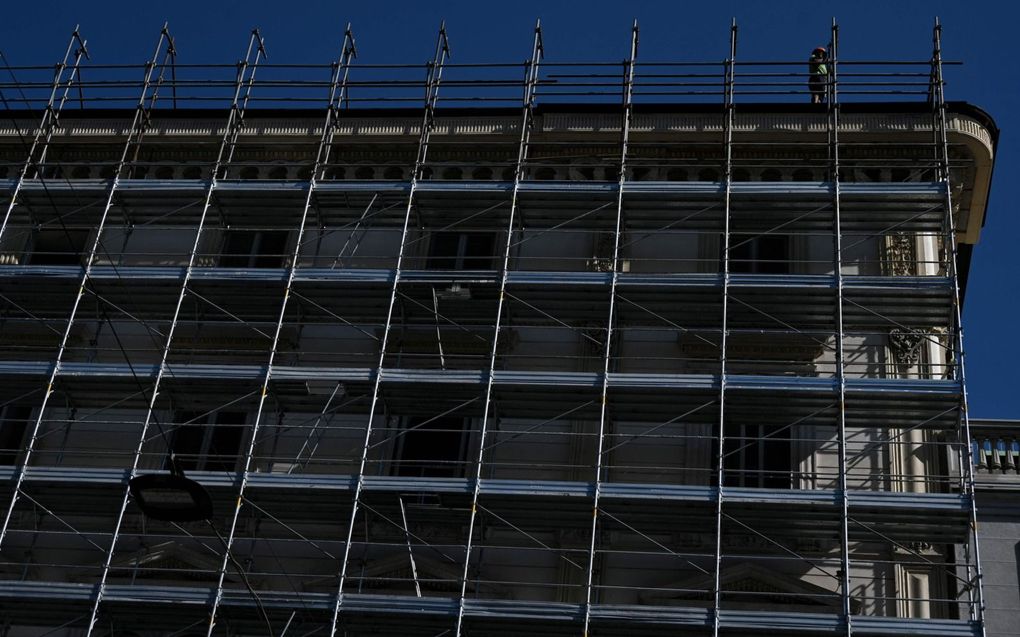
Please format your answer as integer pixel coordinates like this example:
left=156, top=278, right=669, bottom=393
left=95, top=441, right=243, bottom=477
left=587, top=233, right=616, bottom=272
left=889, top=328, right=925, bottom=367
left=885, top=232, right=916, bottom=277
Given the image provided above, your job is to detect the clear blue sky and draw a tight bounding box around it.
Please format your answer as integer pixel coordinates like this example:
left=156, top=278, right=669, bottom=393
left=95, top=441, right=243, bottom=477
left=1, top=1, right=1016, bottom=417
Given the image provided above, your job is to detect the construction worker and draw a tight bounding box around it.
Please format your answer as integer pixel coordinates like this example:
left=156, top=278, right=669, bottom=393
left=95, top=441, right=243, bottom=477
left=808, top=46, right=828, bottom=104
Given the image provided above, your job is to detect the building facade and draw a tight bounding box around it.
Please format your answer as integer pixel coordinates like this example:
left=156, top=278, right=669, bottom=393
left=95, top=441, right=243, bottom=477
left=970, top=419, right=1020, bottom=637
left=0, top=22, right=999, bottom=637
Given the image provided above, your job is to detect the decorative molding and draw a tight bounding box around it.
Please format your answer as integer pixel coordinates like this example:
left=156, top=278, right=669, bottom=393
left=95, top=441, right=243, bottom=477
left=888, top=328, right=926, bottom=368
left=0, top=112, right=992, bottom=154
left=642, top=562, right=847, bottom=611
left=884, top=232, right=917, bottom=277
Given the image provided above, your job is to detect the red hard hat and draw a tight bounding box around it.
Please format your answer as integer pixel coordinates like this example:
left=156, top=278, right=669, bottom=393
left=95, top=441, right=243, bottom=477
left=813, top=46, right=826, bottom=54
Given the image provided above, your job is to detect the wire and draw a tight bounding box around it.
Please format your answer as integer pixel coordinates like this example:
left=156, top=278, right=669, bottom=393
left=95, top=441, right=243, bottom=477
left=206, top=519, right=276, bottom=637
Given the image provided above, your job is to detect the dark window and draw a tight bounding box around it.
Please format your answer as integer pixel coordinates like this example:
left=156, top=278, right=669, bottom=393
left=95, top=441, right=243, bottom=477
left=395, top=416, right=468, bottom=478
left=760, top=168, right=783, bottom=181
left=71, top=166, right=92, bottom=179
left=723, top=423, right=791, bottom=489
left=182, top=166, right=203, bottom=180
left=792, top=168, right=815, bottom=182
left=471, top=166, right=493, bottom=180
left=239, top=166, right=259, bottom=180
left=170, top=410, right=245, bottom=473
left=219, top=230, right=289, bottom=268
left=0, top=405, right=33, bottom=465
left=666, top=167, right=688, bottom=181
left=427, top=232, right=496, bottom=270
left=354, top=166, right=375, bottom=180
left=441, top=167, right=463, bottom=180
left=268, top=166, right=289, bottom=180
left=41, top=166, right=63, bottom=180
left=29, top=229, right=89, bottom=265
left=383, top=166, right=404, bottom=180
left=732, top=168, right=751, bottom=182
left=534, top=166, right=557, bottom=180
left=891, top=168, right=911, bottom=182
left=727, top=234, right=791, bottom=274
left=697, top=167, right=720, bottom=181
left=863, top=168, right=882, bottom=182
left=154, top=166, right=175, bottom=180
left=631, top=167, right=651, bottom=181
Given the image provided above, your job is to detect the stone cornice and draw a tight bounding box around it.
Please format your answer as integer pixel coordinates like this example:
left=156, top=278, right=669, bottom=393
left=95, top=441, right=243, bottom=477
left=0, top=109, right=994, bottom=244
left=0, top=110, right=993, bottom=148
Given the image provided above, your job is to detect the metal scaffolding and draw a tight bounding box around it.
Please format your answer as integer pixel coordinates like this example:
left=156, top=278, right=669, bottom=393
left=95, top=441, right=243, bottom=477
left=0, top=17, right=994, bottom=637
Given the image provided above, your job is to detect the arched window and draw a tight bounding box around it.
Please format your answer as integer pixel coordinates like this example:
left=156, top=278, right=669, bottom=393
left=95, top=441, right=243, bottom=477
left=697, top=167, right=720, bottom=182
left=891, top=168, right=911, bottom=182
left=383, top=166, right=404, bottom=180
left=268, top=166, right=289, bottom=180
left=296, top=167, right=313, bottom=180
left=732, top=168, right=751, bottom=182
left=471, top=166, right=493, bottom=180
left=534, top=166, right=556, bottom=181
left=181, top=166, right=202, bottom=180
left=154, top=166, right=175, bottom=180
left=630, top=167, right=651, bottom=181
left=792, top=168, right=814, bottom=182
left=71, top=166, right=92, bottom=179
left=441, top=166, right=463, bottom=180
left=760, top=168, right=783, bottom=181
left=666, top=167, right=688, bottom=181
left=354, top=166, right=375, bottom=180
left=239, top=166, right=259, bottom=180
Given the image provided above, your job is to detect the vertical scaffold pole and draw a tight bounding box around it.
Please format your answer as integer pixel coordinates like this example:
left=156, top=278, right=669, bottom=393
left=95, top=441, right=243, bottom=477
left=828, top=18, right=853, bottom=637
left=932, top=19, right=986, bottom=633
left=711, top=19, right=737, bottom=637
left=203, top=24, right=357, bottom=637
left=581, top=20, right=638, bottom=637
left=454, top=19, right=543, bottom=637
left=83, top=29, right=268, bottom=637
left=330, top=23, right=449, bottom=637
left=0, top=25, right=174, bottom=549
left=0, top=27, right=88, bottom=258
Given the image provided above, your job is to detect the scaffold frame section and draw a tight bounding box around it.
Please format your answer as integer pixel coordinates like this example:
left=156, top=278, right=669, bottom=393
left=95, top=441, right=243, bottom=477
left=0, top=17, right=991, bottom=637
